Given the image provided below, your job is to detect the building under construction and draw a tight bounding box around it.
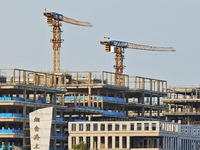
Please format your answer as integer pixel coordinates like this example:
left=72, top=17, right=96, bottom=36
left=0, top=68, right=169, bottom=149
left=1, top=68, right=200, bottom=150
left=163, top=86, right=200, bottom=125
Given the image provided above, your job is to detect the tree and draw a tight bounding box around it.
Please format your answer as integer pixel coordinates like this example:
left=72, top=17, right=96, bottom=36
left=72, top=141, right=89, bottom=150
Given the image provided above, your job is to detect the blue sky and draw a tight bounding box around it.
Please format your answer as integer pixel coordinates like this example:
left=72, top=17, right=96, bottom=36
left=0, top=0, right=200, bottom=86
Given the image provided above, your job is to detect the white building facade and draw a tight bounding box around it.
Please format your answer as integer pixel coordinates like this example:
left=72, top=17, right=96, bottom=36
left=68, top=121, right=200, bottom=150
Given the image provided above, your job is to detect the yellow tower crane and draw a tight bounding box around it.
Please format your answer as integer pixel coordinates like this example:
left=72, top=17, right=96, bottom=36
left=100, top=38, right=175, bottom=85
left=44, top=11, right=93, bottom=72
left=101, top=38, right=175, bottom=74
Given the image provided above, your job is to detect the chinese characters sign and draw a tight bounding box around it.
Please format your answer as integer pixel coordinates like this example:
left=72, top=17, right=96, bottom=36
left=29, top=107, right=53, bottom=150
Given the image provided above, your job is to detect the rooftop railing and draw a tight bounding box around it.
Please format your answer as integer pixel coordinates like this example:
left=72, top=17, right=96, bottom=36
left=0, top=68, right=168, bottom=93
left=129, top=76, right=167, bottom=93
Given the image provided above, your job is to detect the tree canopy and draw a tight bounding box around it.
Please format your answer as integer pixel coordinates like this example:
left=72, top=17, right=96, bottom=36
left=72, top=141, right=89, bottom=150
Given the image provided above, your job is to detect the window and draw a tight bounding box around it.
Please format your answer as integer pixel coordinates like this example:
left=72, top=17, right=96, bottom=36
left=108, top=136, right=112, bottom=148
left=137, top=123, right=142, bottom=130
left=122, top=124, right=127, bottom=130
left=79, top=124, right=83, bottom=131
left=115, top=136, right=119, bottom=148
left=108, top=124, right=112, bottom=131
left=72, top=124, right=76, bottom=131
left=101, top=137, right=105, bottom=148
left=101, top=124, right=105, bottom=131
left=185, top=127, right=188, bottom=133
left=79, top=137, right=83, bottom=142
left=122, top=136, right=127, bottom=148
left=198, top=129, right=200, bottom=135
left=115, top=124, right=120, bottom=131
left=152, top=123, right=156, bottom=130
left=72, top=137, right=76, bottom=148
left=144, top=123, right=149, bottom=131
left=86, top=137, right=90, bottom=148
left=86, top=124, right=90, bottom=131
left=93, top=124, right=98, bottom=131
left=130, top=123, right=134, bottom=130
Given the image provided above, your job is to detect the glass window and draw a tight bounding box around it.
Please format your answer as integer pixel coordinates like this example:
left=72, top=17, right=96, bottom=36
left=144, top=123, right=149, bottom=131
left=79, top=137, right=83, bottom=142
left=130, top=123, right=134, bottom=130
left=93, top=123, right=98, bottom=131
left=108, top=136, right=112, bottom=148
left=152, top=123, right=156, bottom=130
left=115, top=124, right=120, bottom=131
left=122, top=136, right=127, bottom=148
left=86, top=124, right=90, bottom=131
left=101, top=124, right=105, bottom=131
left=122, top=124, right=127, bottom=130
left=72, top=124, right=76, bottom=131
left=72, top=136, right=76, bottom=148
left=137, top=123, right=142, bottom=130
left=86, top=137, right=90, bottom=148
left=108, top=124, right=112, bottom=131
left=115, top=136, right=119, bottom=148
left=79, top=124, right=83, bottom=131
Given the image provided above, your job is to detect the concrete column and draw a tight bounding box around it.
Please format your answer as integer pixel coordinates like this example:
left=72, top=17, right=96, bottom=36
left=105, top=136, right=108, bottom=149
left=22, top=88, right=27, bottom=148
left=127, top=136, right=130, bottom=149
left=83, top=136, right=86, bottom=143
left=88, top=86, right=91, bottom=107
left=119, top=136, right=122, bottom=149
left=112, top=136, right=115, bottom=149
left=141, top=93, right=145, bottom=104
left=68, top=136, right=71, bottom=149
left=90, top=136, right=93, bottom=150
left=97, top=136, right=101, bottom=150
left=23, top=89, right=27, bottom=101
left=43, top=91, right=47, bottom=103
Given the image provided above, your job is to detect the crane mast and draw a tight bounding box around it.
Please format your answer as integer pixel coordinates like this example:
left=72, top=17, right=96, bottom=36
left=101, top=39, right=175, bottom=85
left=44, top=11, right=93, bottom=72
left=101, top=39, right=175, bottom=74
left=51, top=19, right=63, bottom=72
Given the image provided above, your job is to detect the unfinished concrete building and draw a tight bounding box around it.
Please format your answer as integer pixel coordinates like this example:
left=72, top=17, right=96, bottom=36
left=0, top=68, right=168, bottom=149
left=2, top=68, right=200, bottom=150
left=63, top=71, right=167, bottom=121
left=163, top=87, right=200, bottom=125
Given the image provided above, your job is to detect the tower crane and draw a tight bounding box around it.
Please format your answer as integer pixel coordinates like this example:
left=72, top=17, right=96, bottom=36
left=100, top=38, right=175, bottom=74
left=44, top=11, right=93, bottom=72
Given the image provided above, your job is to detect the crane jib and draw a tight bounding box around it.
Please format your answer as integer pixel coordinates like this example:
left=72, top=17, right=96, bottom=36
left=109, top=41, right=128, bottom=48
